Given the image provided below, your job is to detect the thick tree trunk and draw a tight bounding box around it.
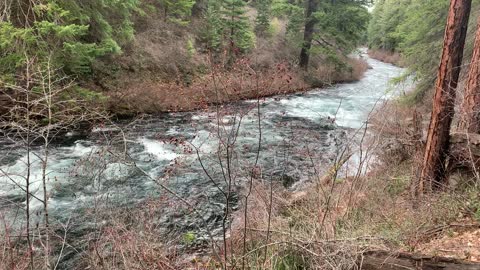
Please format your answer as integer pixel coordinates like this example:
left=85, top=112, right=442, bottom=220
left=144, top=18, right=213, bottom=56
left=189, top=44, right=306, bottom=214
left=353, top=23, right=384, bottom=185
left=299, top=0, right=319, bottom=70
left=460, top=17, right=480, bottom=133
left=417, top=0, right=472, bottom=194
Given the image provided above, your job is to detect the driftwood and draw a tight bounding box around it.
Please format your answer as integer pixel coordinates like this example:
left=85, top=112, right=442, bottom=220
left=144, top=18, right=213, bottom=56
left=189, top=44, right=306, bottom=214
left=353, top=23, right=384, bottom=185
left=361, top=250, right=480, bottom=270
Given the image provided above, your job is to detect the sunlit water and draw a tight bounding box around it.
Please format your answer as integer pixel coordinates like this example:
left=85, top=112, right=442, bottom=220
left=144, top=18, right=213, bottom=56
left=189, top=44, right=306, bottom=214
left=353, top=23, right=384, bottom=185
left=0, top=51, right=407, bottom=255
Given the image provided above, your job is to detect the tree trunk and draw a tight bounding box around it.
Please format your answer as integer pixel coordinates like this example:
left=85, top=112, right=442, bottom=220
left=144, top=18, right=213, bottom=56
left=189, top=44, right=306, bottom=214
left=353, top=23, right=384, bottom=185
left=460, top=17, right=480, bottom=133
left=299, top=0, right=319, bottom=70
left=418, top=0, right=472, bottom=194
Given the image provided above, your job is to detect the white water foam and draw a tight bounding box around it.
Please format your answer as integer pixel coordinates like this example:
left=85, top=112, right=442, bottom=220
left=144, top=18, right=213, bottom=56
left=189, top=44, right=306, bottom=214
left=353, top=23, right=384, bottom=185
left=138, top=138, right=179, bottom=161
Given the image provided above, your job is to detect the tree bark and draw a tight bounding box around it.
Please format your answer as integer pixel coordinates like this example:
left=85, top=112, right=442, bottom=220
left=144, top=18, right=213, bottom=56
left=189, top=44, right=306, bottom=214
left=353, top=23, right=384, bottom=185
left=417, top=0, right=472, bottom=194
left=460, top=17, right=480, bottom=134
left=299, top=0, right=319, bottom=70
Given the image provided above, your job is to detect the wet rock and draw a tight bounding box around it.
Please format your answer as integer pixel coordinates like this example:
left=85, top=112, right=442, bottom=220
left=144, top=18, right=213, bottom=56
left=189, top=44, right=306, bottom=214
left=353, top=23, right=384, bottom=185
left=272, top=172, right=299, bottom=188
left=0, top=194, right=25, bottom=209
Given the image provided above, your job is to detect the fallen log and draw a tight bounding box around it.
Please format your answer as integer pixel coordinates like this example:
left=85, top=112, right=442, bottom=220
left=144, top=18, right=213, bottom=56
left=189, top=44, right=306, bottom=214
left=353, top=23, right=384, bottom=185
left=361, top=250, right=480, bottom=270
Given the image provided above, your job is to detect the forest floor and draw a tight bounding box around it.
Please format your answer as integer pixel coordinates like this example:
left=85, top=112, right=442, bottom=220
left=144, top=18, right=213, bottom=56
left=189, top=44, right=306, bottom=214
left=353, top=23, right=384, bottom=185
left=417, top=226, right=480, bottom=262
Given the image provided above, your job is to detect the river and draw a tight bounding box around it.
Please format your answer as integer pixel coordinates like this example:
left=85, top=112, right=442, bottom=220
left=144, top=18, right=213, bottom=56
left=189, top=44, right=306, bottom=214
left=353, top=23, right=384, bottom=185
left=0, top=50, right=406, bottom=265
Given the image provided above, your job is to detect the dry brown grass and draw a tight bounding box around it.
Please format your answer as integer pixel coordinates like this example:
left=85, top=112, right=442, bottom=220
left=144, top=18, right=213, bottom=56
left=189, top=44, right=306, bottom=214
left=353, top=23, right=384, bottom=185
left=107, top=54, right=369, bottom=114
left=225, top=160, right=389, bottom=269
left=312, top=58, right=369, bottom=85
left=0, top=225, right=32, bottom=270
left=108, top=59, right=307, bottom=114
left=369, top=102, right=425, bottom=164
left=226, top=158, right=478, bottom=268
left=368, top=50, right=405, bottom=67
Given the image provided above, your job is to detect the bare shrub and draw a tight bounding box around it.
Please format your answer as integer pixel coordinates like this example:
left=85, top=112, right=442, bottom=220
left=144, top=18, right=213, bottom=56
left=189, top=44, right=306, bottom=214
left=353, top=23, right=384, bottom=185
left=80, top=200, right=180, bottom=270
left=307, top=57, right=369, bottom=87
left=370, top=103, right=425, bottom=164
left=0, top=58, right=103, bottom=269
left=227, top=162, right=388, bottom=269
left=109, top=58, right=305, bottom=113
left=368, top=49, right=404, bottom=67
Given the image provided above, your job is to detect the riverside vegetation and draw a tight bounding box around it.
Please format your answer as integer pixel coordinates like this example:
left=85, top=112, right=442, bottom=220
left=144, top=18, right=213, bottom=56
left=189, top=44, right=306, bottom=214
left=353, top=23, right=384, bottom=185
left=1, top=0, right=480, bottom=269
left=0, top=0, right=369, bottom=115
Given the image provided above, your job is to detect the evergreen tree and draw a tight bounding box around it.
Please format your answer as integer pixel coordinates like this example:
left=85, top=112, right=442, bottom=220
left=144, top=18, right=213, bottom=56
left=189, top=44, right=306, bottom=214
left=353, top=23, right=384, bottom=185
left=299, top=0, right=370, bottom=69
left=255, top=0, right=272, bottom=36
left=0, top=0, right=141, bottom=79
left=271, top=0, right=304, bottom=41
left=158, top=0, right=196, bottom=25
left=222, top=0, right=255, bottom=53
left=205, top=0, right=224, bottom=50
left=203, top=0, right=254, bottom=56
left=367, top=0, right=480, bottom=102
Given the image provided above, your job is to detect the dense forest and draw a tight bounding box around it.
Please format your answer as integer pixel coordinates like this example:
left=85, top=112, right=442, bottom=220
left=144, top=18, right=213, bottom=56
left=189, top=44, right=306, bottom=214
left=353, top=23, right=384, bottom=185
left=1, top=0, right=480, bottom=269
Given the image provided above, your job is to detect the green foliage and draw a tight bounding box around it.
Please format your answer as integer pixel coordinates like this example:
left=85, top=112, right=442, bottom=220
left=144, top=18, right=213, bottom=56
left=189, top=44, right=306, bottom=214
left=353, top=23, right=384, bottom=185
left=203, top=0, right=255, bottom=53
left=204, top=0, right=224, bottom=50
left=461, top=185, right=480, bottom=222
left=158, top=0, right=196, bottom=25
left=368, top=0, right=480, bottom=103
left=72, top=86, right=108, bottom=102
left=274, top=249, right=309, bottom=270
left=182, top=231, right=196, bottom=245
left=222, top=0, right=255, bottom=52
left=255, top=0, right=272, bottom=36
left=0, top=0, right=141, bottom=81
left=396, top=0, right=449, bottom=81
left=273, top=0, right=369, bottom=66
left=367, top=0, right=412, bottom=52
left=186, top=38, right=196, bottom=58
left=386, top=176, right=409, bottom=196
left=314, top=1, right=370, bottom=54
left=271, top=0, right=304, bottom=41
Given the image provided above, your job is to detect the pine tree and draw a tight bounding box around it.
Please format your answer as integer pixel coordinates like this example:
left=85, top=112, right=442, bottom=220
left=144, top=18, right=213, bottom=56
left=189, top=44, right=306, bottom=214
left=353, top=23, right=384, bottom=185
left=460, top=17, right=480, bottom=133
left=255, top=0, right=272, bottom=36
left=205, top=0, right=224, bottom=50
left=222, top=0, right=255, bottom=53
left=299, top=0, right=369, bottom=70
left=270, top=0, right=304, bottom=42
left=159, top=0, right=196, bottom=25
left=0, top=0, right=141, bottom=78
left=418, top=0, right=472, bottom=194
left=203, top=0, right=255, bottom=55
left=299, top=0, right=319, bottom=70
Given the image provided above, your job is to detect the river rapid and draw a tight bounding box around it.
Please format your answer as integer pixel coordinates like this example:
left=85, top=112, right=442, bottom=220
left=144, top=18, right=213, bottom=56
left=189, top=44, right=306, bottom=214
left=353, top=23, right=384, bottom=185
left=0, top=50, right=406, bottom=265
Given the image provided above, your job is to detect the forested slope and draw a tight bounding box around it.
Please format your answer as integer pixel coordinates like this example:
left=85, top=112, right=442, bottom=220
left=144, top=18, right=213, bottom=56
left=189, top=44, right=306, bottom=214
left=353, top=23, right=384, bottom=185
left=0, top=0, right=371, bottom=115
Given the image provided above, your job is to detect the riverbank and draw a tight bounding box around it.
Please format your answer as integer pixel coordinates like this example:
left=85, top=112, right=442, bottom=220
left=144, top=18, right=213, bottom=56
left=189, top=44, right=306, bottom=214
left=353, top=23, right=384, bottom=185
left=105, top=56, right=369, bottom=116
left=367, top=49, right=405, bottom=67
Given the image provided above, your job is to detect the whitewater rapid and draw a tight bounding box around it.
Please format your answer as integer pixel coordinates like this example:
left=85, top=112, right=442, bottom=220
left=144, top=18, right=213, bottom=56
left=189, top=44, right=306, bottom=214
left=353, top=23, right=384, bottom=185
left=0, top=51, right=407, bottom=243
